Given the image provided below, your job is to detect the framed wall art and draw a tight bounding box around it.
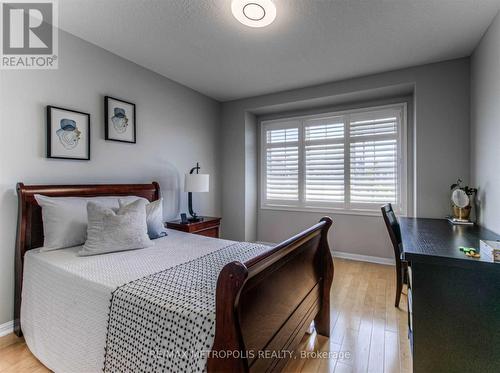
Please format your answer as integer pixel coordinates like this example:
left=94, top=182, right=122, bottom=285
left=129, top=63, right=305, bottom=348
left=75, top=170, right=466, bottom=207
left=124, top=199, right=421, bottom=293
left=47, top=106, right=90, bottom=160
left=105, top=96, right=136, bottom=143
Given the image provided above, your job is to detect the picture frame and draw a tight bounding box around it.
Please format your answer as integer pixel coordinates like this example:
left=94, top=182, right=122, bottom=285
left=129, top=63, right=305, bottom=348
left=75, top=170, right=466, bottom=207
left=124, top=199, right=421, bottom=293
left=47, top=106, right=91, bottom=160
left=104, top=96, right=136, bottom=143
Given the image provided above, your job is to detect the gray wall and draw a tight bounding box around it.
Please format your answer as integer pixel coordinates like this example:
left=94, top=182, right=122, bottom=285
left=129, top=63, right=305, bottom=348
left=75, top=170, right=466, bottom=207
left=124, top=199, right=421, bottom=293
left=0, top=31, right=222, bottom=325
left=471, top=12, right=500, bottom=233
left=221, top=58, right=471, bottom=259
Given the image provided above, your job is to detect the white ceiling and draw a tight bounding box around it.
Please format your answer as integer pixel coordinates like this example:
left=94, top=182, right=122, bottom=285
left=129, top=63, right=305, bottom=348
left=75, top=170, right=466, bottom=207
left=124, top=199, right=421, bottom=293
left=60, top=0, right=500, bottom=101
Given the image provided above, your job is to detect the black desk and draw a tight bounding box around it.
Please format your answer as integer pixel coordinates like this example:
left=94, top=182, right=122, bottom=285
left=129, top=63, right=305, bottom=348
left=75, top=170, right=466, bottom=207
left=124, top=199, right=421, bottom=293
left=399, top=218, right=500, bottom=373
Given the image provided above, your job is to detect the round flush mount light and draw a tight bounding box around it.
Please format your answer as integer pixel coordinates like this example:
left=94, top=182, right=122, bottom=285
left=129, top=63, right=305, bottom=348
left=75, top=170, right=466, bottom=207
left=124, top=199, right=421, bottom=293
left=231, top=0, right=276, bottom=28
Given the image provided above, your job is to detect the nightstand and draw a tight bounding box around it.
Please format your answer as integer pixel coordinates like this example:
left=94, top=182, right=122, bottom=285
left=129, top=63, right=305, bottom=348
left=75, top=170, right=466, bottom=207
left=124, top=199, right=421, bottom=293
left=165, top=217, right=221, bottom=238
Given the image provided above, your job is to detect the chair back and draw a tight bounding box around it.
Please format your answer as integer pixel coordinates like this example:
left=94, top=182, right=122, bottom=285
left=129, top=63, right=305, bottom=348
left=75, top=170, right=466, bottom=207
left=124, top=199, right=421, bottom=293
left=381, top=203, right=403, bottom=260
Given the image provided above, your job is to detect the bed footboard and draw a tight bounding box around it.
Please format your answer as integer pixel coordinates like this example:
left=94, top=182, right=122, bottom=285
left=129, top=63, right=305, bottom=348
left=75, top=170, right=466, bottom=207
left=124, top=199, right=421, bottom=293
left=208, top=217, right=334, bottom=372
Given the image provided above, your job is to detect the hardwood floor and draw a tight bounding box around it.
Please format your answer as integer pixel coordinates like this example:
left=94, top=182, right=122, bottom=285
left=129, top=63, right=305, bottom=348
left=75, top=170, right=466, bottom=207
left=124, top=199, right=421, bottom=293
left=284, top=258, right=411, bottom=373
left=0, top=333, right=49, bottom=372
left=0, top=258, right=411, bottom=373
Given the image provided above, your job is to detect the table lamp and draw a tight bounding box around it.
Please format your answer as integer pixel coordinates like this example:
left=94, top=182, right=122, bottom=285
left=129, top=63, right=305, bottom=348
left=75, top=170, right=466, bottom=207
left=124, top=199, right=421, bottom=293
left=184, top=162, right=209, bottom=222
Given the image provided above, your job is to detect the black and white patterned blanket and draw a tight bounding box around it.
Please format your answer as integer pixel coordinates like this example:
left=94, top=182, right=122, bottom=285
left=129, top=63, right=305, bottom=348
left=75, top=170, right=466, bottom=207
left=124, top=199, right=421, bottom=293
left=103, top=242, right=270, bottom=373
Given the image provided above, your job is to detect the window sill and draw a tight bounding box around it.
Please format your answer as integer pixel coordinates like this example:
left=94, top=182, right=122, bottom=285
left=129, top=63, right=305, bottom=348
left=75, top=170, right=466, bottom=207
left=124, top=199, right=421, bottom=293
left=260, top=204, right=406, bottom=217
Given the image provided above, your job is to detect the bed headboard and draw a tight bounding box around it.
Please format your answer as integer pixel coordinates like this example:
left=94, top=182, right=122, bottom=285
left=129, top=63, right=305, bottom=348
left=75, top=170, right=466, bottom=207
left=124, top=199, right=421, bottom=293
left=14, top=181, right=160, bottom=336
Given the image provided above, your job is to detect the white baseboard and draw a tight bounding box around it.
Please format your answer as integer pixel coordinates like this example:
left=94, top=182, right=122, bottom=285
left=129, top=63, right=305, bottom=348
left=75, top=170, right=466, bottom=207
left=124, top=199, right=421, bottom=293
left=255, top=241, right=394, bottom=266
left=0, top=320, right=14, bottom=337
left=255, top=241, right=276, bottom=246
left=333, top=251, right=395, bottom=266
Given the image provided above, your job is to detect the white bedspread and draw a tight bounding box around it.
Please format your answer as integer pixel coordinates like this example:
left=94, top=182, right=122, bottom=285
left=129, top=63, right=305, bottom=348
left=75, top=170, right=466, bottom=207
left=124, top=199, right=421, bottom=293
left=21, top=229, right=234, bottom=373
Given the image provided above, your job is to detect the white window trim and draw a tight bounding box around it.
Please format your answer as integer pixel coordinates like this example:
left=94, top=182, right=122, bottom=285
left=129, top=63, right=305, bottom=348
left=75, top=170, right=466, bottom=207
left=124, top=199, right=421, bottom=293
left=260, top=103, right=408, bottom=216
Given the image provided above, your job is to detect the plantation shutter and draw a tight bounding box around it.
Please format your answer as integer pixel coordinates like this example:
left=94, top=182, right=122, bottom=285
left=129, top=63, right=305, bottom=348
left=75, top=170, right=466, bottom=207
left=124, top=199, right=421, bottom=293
left=263, top=125, right=300, bottom=202
left=349, top=110, right=400, bottom=207
left=261, top=104, right=405, bottom=213
left=304, top=117, right=345, bottom=204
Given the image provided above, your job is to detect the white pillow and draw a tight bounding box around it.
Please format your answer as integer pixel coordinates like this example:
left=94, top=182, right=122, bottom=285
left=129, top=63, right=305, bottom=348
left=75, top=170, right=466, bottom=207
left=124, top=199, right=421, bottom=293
left=119, top=198, right=167, bottom=239
left=79, top=199, right=153, bottom=256
left=34, top=194, right=145, bottom=251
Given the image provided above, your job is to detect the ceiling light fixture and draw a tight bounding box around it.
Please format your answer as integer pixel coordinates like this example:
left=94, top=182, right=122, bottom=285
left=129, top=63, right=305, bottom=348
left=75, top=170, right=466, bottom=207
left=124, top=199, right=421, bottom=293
left=231, top=0, right=276, bottom=28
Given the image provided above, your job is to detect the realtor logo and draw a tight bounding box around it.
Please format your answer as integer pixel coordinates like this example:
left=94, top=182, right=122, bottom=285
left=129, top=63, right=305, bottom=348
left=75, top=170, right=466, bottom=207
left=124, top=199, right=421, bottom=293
left=1, top=0, right=58, bottom=69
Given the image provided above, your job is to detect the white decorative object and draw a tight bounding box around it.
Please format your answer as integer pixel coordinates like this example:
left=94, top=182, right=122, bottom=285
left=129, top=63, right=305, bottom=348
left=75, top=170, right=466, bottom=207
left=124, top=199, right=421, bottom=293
left=79, top=199, right=153, bottom=256
left=451, top=188, right=469, bottom=208
left=479, top=240, right=500, bottom=263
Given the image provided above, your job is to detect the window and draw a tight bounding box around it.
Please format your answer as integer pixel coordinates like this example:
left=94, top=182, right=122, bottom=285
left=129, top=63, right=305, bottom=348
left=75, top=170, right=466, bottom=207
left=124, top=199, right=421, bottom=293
left=260, top=104, right=407, bottom=215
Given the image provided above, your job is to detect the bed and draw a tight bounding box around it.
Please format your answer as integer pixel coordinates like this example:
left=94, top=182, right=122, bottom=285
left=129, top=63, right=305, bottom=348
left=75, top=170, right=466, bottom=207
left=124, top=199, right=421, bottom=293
left=15, top=182, right=334, bottom=372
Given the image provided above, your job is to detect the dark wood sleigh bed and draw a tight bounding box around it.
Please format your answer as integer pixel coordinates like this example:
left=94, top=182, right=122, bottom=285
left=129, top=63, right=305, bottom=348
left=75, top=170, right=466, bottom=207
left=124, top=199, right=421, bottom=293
left=15, top=182, right=334, bottom=372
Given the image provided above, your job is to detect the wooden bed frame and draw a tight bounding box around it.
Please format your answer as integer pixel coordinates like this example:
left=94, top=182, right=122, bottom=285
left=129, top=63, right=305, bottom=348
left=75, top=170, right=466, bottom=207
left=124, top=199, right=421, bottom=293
left=15, top=182, right=334, bottom=372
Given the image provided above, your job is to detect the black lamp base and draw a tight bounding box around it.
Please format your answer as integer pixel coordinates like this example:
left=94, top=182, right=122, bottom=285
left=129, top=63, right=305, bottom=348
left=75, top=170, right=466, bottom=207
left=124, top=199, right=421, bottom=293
left=187, top=191, right=204, bottom=223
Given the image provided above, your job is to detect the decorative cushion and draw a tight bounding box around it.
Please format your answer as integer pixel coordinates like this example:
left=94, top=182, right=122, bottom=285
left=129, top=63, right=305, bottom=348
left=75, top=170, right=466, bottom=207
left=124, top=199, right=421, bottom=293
left=120, top=198, right=167, bottom=239
left=79, top=199, right=153, bottom=256
left=34, top=194, right=144, bottom=251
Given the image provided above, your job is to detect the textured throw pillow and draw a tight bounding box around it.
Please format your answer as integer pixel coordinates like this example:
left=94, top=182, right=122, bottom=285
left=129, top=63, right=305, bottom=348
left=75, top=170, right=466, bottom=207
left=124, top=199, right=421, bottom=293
left=79, top=199, right=153, bottom=256
left=119, top=198, right=167, bottom=239
left=34, top=194, right=145, bottom=251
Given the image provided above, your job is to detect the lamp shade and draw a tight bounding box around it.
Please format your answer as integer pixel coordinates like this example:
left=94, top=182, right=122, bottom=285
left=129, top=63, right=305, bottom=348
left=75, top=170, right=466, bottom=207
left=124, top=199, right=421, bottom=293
left=184, top=174, right=209, bottom=193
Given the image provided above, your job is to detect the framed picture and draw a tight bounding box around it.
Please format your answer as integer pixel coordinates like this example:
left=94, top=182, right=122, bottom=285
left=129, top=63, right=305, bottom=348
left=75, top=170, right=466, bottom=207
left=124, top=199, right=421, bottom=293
left=47, top=106, right=90, bottom=160
left=105, top=96, right=136, bottom=143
